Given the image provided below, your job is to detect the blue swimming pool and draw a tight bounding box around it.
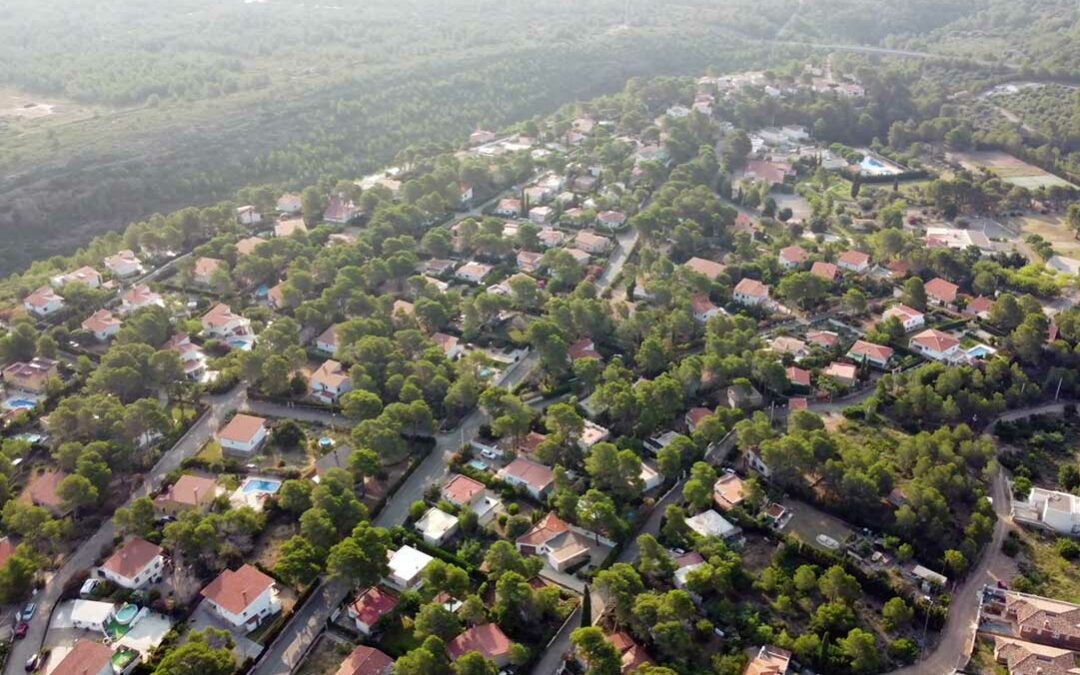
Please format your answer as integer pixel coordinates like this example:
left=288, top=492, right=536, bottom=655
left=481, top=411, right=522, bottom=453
left=967, top=344, right=996, bottom=359
left=3, top=398, right=37, bottom=412
left=241, top=477, right=282, bottom=494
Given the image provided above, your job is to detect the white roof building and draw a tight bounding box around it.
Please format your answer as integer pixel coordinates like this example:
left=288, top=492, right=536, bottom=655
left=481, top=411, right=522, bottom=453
left=685, top=510, right=740, bottom=540
left=386, top=546, right=434, bottom=591
left=415, top=508, right=460, bottom=546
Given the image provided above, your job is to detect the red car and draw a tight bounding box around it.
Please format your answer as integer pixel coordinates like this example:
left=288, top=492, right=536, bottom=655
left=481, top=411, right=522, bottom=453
left=14, top=622, right=28, bottom=639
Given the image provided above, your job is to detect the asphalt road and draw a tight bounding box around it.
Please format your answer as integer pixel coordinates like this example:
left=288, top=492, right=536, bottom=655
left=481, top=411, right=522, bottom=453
left=4, top=386, right=247, bottom=675
left=249, top=351, right=540, bottom=675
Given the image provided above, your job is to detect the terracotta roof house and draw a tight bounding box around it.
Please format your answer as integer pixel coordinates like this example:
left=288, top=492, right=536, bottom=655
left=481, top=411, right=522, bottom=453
left=119, top=284, right=164, bottom=314
left=23, top=285, right=65, bottom=317
left=346, top=586, right=399, bottom=636
left=267, top=282, right=287, bottom=309
left=778, top=246, right=808, bottom=269
left=684, top=257, right=727, bottom=280
left=494, top=198, right=522, bottom=217
left=217, top=414, right=268, bottom=457
left=335, top=645, right=394, bottom=675
left=743, top=160, right=795, bottom=187
left=806, top=330, right=840, bottom=349
left=455, top=261, right=494, bottom=284
left=50, top=640, right=114, bottom=675
left=200, top=564, right=280, bottom=630
left=516, top=511, right=600, bottom=571
left=237, top=205, right=262, bottom=226
left=537, top=227, right=567, bottom=248
left=714, top=472, right=747, bottom=511
left=823, top=362, right=858, bottom=386
left=838, top=250, right=871, bottom=273
left=155, top=474, right=218, bottom=514
left=691, top=294, right=724, bottom=323
left=846, top=340, right=894, bottom=369
left=193, top=257, right=224, bottom=286
left=101, top=537, right=164, bottom=590
left=310, top=360, right=353, bottom=404
left=568, top=337, right=601, bottom=361
left=81, top=309, right=123, bottom=342
left=432, top=332, right=463, bottom=360
left=882, top=304, right=925, bottom=332
left=596, top=211, right=627, bottom=230
left=925, top=277, right=960, bottom=306
left=163, top=333, right=207, bottom=380
left=441, top=475, right=486, bottom=508
left=810, top=261, right=838, bottom=282
left=235, top=237, right=265, bottom=257
left=517, top=250, right=544, bottom=273
left=789, top=397, right=808, bottom=410
left=685, top=407, right=713, bottom=432
left=498, top=457, right=555, bottom=500
left=743, top=645, right=792, bottom=675
left=608, top=631, right=654, bottom=673
left=447, top=623, right=513, bottom=666
left=3, top=357, right=59, bottom=393
left=52, top=266, right=103, bottom=289
left=200, top=303, right=252, bottom=339
left=104, top=250, right=143, bottom=278
left=733, top=278, right=769, bottom=306
left=575, top=230, right=613, bottom=255
left=983, top=591, right=1080, bottom=651
left=785, top=366, right=811, bottom=389
left=770, top=336, right=808, bottom=360
left=966, top=295, right=994, bottom=319
left=22, top=469, right=69, bottom=515
left=910, top=329, right=964, bottom=362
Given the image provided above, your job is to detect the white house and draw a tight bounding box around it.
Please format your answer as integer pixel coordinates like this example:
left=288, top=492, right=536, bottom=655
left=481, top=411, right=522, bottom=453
left=163, top=333, right=207, bottom=381
left=497, top=457, right=555, bottom=500
left=52, top=266, right=102, bottom=289
left=346, top=586, right=399, bottom=636
left=733, top=278, right=769, bottom=306
left=441, top=474, right=502, bottom=525
left=237, top=205, right=262, bottom=226
left=100, top=537, right=164, bottom=590
left=838, top=250, right=871, bottom=273
left=746, top=448, right=772, bottom=479
left=82, top=309, right=123, bottom=342
left=516, top=512, right=607, bottom=572
left=517, top=250, right=544, bottom=273
left=104, top=250, right=144, bottom=278
left=1013, top=487, right=1080, bottom=536
left=309, top=360, right=352, bottom=404
left=217, top=414, right=268, bottom=456
left=386, top=546, right=434, bottom=591
left=596, top=211, right=627, bottom=231
left=640, top=462, right=663, bottom=491
left=691, top=294, right=724, bottom=323
left=193, top=257, right=224, bottom=286
left=432, top=332, right=464, bottom=360
left=276, top=193, right=303, bottom=214
left=574, top=231, right=612, bottom=255
left=910, top=329, right=964, bottom=362
left=316, top=325, right=339, bottom=355
left=200, top=303, right=252, bottom=339
left=529, top=206, right=554, bottom=225
left=882, top=304, right=925, bottom=332
left=778, top=246, right=808, bottom=270
left=119, top=285, right=164, bottom=314
left=685, top=509, right=741, bottom=541
left=69, top=600, right=116, bottom=632
left=415, top=508, right=460, bottom=546
left=455, top=261, right=494, bottom=284
left=200, top=564, right=280, bottom=631
left=24, top=285, right=65, bottom=317
left=846, top=340, right=894, bottom=369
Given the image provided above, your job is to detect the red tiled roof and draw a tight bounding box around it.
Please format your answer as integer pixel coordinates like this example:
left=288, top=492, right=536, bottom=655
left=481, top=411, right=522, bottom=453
left=684, top=257, right=727, bottom=280
left=218, top=414, right=266, bottom=444
left=156, top=474, right=217, bottom=508
left=734, top=278, right=769, bottom=298
left=447, top=623, right=513, bottom=661
left=50, top=641, right=114, bottom=675
left=500, top=458, right=555, bottom=493
left=201, top=564, right=274, bottom=615
left=911, top=329, right=960, bottom=353
left=568, top=338, right=601, bottom=360
left=517, top=511, right=569, bottom=547
left=785, top=366, right=811, bottom=387
left=102, top=538, right=162, bottom=579
left=348, top=587, right=399, bottom=627
left=442, top=474, right=486, bottom=506
left=0, top=537, right=16, bottom=568
left=810, top=261, right=838, bottom=281
left=925, top=277, right=959, bottom=303
left=838, top=250, right=870, bottom=268
left=335, top=645, right=393, bottom=675
left=848, top=339, right=894, bottom=362
left=779, top=246, right=808, bottom=264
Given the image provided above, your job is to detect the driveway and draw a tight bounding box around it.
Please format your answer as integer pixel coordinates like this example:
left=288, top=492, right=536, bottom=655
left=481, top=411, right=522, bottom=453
left=3, top=386, right=248, bottom=675
left=189, top=601, right=264, bottom=663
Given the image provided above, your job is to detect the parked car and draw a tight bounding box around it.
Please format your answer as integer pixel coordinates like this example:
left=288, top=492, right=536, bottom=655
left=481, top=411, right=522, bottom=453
left=14, top=623, right=28, bottom=640
left=24, top=653, right=40, bottom=672
left=80, top=579, right=101, bottom=598
left=19, top=603, right=36, bottom=621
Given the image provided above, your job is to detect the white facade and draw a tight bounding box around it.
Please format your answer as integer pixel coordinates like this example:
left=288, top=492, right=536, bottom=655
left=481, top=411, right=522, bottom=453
left=882, top=305, right=925, bottom=332
left=1014, top=487, right=1080, bottom=536
left=415, top=508, right=460, bottom=546
left=386, top=546, right=434, bottom=591
left=206, top=586, right=279, bottom=631
left=102, top=554, right=164, bottom=590
left=219, top=426, right=268, bottom=456
left=685, top=510, right=741, bottom=540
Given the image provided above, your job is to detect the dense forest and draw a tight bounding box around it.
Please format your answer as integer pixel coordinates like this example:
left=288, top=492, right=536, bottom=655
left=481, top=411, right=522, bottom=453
left=0, top=0, right=1078, bottom=275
